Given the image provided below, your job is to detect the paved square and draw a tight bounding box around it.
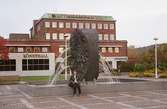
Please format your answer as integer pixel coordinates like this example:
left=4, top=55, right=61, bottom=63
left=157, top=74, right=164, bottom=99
left=1, top=85, right=167, bottom=109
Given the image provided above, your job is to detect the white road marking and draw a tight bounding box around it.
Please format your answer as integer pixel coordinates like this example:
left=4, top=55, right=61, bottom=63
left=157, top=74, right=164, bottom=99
left=5, top=85, right=11, bottom=90
left=147, top=91, right=167, bottom=96
left=15, top=88, right=32, bottom=99
left=58, top=97, right=88, bottom=109
left=20, top=98, right=35, bottom=109
left=89, top=94, right=141, bottom=109
left=121, top=93, right=167, bottom=105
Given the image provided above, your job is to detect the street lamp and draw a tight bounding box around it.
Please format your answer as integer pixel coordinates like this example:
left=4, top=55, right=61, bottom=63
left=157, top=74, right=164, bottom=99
left=154, top=37, right=158, bottom=79
left=64, top=34, right=70, bottom=80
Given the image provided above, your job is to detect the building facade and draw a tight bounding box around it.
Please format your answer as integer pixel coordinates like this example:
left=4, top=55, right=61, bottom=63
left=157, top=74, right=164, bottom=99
left=0, top=13, right=128, bottom=76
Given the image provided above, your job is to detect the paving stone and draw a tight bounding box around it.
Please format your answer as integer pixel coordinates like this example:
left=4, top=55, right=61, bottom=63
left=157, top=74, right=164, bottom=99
left=84, top=102, right=129, bottom=109
left=106, top=96, right=143, bottom=102
left=124, top=100, right=166, bottom=108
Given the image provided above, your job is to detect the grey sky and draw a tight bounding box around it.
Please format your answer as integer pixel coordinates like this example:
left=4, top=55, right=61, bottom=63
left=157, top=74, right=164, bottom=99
left=0, top=0, right=167, bottom=47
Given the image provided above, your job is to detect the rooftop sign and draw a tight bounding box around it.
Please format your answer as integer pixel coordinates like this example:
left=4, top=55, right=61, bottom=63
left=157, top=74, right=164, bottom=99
left=42, top=13, right=114, bottom=21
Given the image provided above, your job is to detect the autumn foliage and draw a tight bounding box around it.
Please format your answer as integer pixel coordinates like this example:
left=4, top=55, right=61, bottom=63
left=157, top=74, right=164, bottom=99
left=0, top=37, right=8, bottom=60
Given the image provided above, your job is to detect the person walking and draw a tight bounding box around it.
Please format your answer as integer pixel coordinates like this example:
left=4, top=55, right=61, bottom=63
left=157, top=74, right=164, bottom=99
left=69, top=70, right=81, bottom=96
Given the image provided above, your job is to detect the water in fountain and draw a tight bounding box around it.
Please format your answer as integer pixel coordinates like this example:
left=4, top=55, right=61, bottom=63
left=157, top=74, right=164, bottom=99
left=98, top=55, right=120, bottom=84
left=48, top=48, right=70, bottom=86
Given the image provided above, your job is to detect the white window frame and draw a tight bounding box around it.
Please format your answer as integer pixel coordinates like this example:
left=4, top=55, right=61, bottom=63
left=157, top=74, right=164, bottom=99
left=115, top=47, right=120, bottom=53
left=110, top=34, right=115, bottom=40
left=18, top=47, right=23, bottom=52
left=45, top=33, right=50, bottom=40
left=104, top=34, right=109, bottom=40
left=101, top=47, right=106, bottom=53
left=72, top=22, right=77, bottom=28
left=85, top=23, right=90, bottom=29
left=65, top=22, right=71, bottom=28
left=59, top=33, right=64, bottom=40
left=59, top=22, right=64, bottom=28
left=108, top=47, right=113, bottom=53
left=59, top=47, right=64, bottom=53
left=104, top=24, right=108, bottom=29
left=110, top=24, right=114, bottom=29
left=97, top=23, right=102, bottom=29
left=91, top=23, right=96, bottom=29
left=79, top=23, right=84, bottom=29
left=42, top=47, right=48, bottom=52
left=52, top=33, right=58, bottom=40
left=45, top=22, right=50, bottom=28
left=98, top=34, right=103, bottom=40
left=52, top=22, right=57, bottom=28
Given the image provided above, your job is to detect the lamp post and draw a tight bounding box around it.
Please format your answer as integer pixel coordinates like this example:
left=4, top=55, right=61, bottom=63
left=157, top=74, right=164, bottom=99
left=154, top=37, right=158, bottom=79
left=64, top=35, right=69, bottom=80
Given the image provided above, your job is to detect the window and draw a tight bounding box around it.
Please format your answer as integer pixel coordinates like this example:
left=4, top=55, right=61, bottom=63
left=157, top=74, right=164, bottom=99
left=34, top=47, right=40, bottom=53
left=52, top=22, right=57, bottom=28
left=18, top=47, right=23, bottom=52
left=65, top=33, right=71, bottom=38
left=98, top=34, right=103, bottom=40
left=79, top=23, right=84, bottom=29
left=110, top=24, right=114, bottom=29
left=65, top=22, right=71, bottom=28
left=52, top=33, right=58, bottom=40
left=25, top=47, right=32, bottom=53
left=85, top=23, right=90, bottom=29
left=42, top=47, right=48, bottom=52
left=59, top=22, right=64, bottom=28
left=22, top=59, right=49, bottom=71
left=91, top=23, right=96, bottom=29
left=97, top=23, right=102, bottom=29
left=115, top=47, right=119, bottom=53
left=59, top=47, right=64, bottom=53
left=108, top=48, right=113, bottom=53
left=59, top=33, right=64, bottom=40
left=110, top=34, right=115, bottom=40
left=104, top=34, right=109, bottom=40
left=45, top=33, right=50, bottom=40
left=9, top=47, right=16, bottom=53
left=0, top=60, right=16, bottom=71
left=104, top=24, right=108, bottom=29
left=45, top=22, right=50, bottom=28
left=72, top=22, right=77, bottom=28
left=101, top=47, right=106, bottom=53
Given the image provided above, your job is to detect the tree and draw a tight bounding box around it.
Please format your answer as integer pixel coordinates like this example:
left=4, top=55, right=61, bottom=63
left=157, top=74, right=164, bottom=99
left=0, top=37, right=8, bottom=60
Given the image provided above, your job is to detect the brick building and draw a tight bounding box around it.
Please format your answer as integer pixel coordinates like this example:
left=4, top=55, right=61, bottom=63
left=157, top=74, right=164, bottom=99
left=0, top=13, right=127, bottom=76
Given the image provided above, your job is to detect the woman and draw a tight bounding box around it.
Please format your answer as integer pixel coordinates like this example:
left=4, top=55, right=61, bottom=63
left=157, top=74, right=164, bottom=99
left=69, top=70, right=81, bottom=96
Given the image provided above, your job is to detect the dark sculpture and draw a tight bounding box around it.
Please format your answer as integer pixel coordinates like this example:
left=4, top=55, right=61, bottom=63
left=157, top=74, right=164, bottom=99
left=69, top=29, right=99, bottom=81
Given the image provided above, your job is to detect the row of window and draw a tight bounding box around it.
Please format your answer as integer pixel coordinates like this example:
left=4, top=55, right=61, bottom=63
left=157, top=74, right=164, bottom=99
left=0, top=60, right=16, bottom=71
left=0, top=59, right=50, bottom=71
left=44, top=21, right=114, bottom=30
left=9, top=47, right=48, bottom=53
left=45, top=33, right=71, bottom=40
left=58, top=47, right=120, bottom=53
left=45, top=33, right=115, bottom=40
left=22, top=59, right=49, bottom=71
left=99, top=47, right=120, bottom=53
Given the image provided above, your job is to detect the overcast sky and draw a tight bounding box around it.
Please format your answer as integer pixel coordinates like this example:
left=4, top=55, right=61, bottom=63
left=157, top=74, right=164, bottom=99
left=0, top=0, right=167, bottom=47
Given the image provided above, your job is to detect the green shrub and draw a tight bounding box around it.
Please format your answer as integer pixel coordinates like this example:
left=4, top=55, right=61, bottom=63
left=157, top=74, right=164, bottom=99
left=133, top=64, right=145, bottom=72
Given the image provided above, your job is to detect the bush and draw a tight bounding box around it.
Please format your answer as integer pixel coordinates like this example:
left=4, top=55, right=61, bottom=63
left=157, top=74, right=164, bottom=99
left=129, top=72, right=143, bottom=77
left=143, top=72, right=154, bottom=77
left=159, top=72, right=167, bottom=78
left=133, top=64, right=145, bottom=72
